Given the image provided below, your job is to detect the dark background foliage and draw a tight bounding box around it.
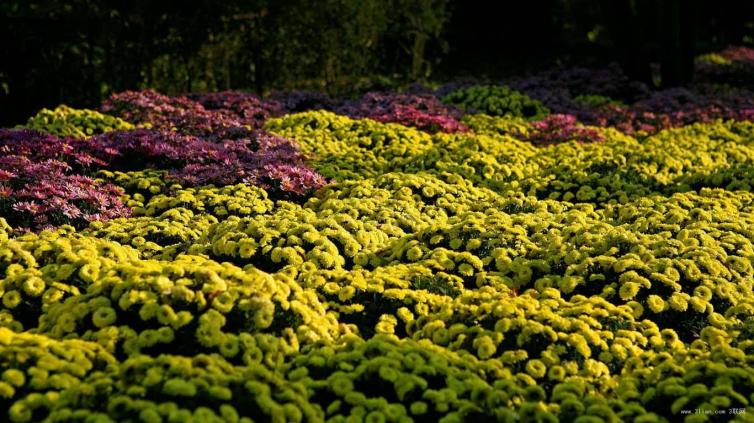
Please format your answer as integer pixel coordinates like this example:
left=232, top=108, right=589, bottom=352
left=1, top=0, right=753, bottom=126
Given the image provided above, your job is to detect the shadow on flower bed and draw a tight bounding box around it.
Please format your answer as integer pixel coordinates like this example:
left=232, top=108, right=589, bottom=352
left=188, top=91, right=284, bottom=129
left=593, top=86, right=754, bottom=135
left=337, top=92, right=468, bottom=134
left=266, top=90, right=339, bottom=114
left=696, top=45, right=754, bottom=87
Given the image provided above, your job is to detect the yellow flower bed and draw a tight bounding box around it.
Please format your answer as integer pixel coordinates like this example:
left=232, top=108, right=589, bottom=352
left=265, top=111, right=435, bottom=179
left=3, top=111, right=754, bottom=421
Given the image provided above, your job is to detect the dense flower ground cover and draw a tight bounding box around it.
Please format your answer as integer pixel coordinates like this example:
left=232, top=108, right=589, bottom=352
left=3, top=48, right=754, bottom=422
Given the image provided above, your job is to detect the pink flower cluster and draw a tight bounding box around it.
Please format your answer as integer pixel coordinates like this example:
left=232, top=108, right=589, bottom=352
left=0, top=128, right=117, bottom=169
left=102, top=89, right=255, bottom=140
left=716, top=45, right=754, bottom=63
left=99, top=90, right=328, bottom=199
left=0, top=129, right=129, bottom=231
left=0, top=116, right=328, bottom=231
left=337, top=92, right=467, bottom=133
left=189, top=91, right=284, bottom=129
left=93, top=129, right=327, bottom=198
left=266, top=89, right=469, bottom=133
left=521, top=114, right=604, bottom=146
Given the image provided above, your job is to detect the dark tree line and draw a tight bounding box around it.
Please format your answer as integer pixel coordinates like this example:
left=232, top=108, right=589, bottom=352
left=605, top=0, right=700, bottom=86
left=1, top=0, right=753, bottom=126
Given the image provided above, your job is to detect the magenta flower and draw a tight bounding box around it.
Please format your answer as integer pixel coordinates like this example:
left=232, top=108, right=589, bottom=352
left=522, top=114, right=604, bottom=146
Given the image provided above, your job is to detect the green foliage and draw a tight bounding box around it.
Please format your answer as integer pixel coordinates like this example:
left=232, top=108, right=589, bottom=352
left=137, top=0, right=452, bottom=94
left=461, top=113, right=532, bottom=137
left=572, top=94, right=625, bottom=108
left=442, top=85, right=550, bottom=120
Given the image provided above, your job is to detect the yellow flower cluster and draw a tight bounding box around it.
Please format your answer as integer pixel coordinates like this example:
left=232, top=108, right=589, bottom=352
left=198, top=204, right=389, bottom=271
left=0, top=327, right=322, bottom=423
left=0, top=327, right=117, bottom=422
left=461, top=113, right=532, bottom=137
left=0, top=218, right=11, bottom=242
left=197, top=172, right=533, bottom=274
left=84, top=183, right=274, bottom=259
left=306, top=172, right=509, bottom=228
left=34, top=254, right=344, bottom=359
left=98, top=169, right=172, bottom=201
left=423, top=131, right=542, bottom=193
left=518, top=120, right=754, bottom=204
left=84, top=208, right=218, bottom=259
left=380, top=193, right=754, bottom=339
left=265, top=111, right=435, bottom=180
left=22, top=105, right=135, bottom=138
left=132, top=183, right=274, bottom=218
left=0, top=227, right=139, bottom=331
left=605, top=301, right=754, bottom=420
left=270, top=114, right=754, bottom=208
left=293, top=263, right=463, bottom=333
left=408, top=290, right=655, bottom=379
left=285, top=334, right=529, bottom=421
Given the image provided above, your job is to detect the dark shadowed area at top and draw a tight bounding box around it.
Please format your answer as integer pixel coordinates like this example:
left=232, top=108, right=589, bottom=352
left=1, top=0, right=753, bottom=126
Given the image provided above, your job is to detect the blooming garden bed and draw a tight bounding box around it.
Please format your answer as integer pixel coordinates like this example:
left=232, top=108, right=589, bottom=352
left=2, top=50, right=754, bottom=422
